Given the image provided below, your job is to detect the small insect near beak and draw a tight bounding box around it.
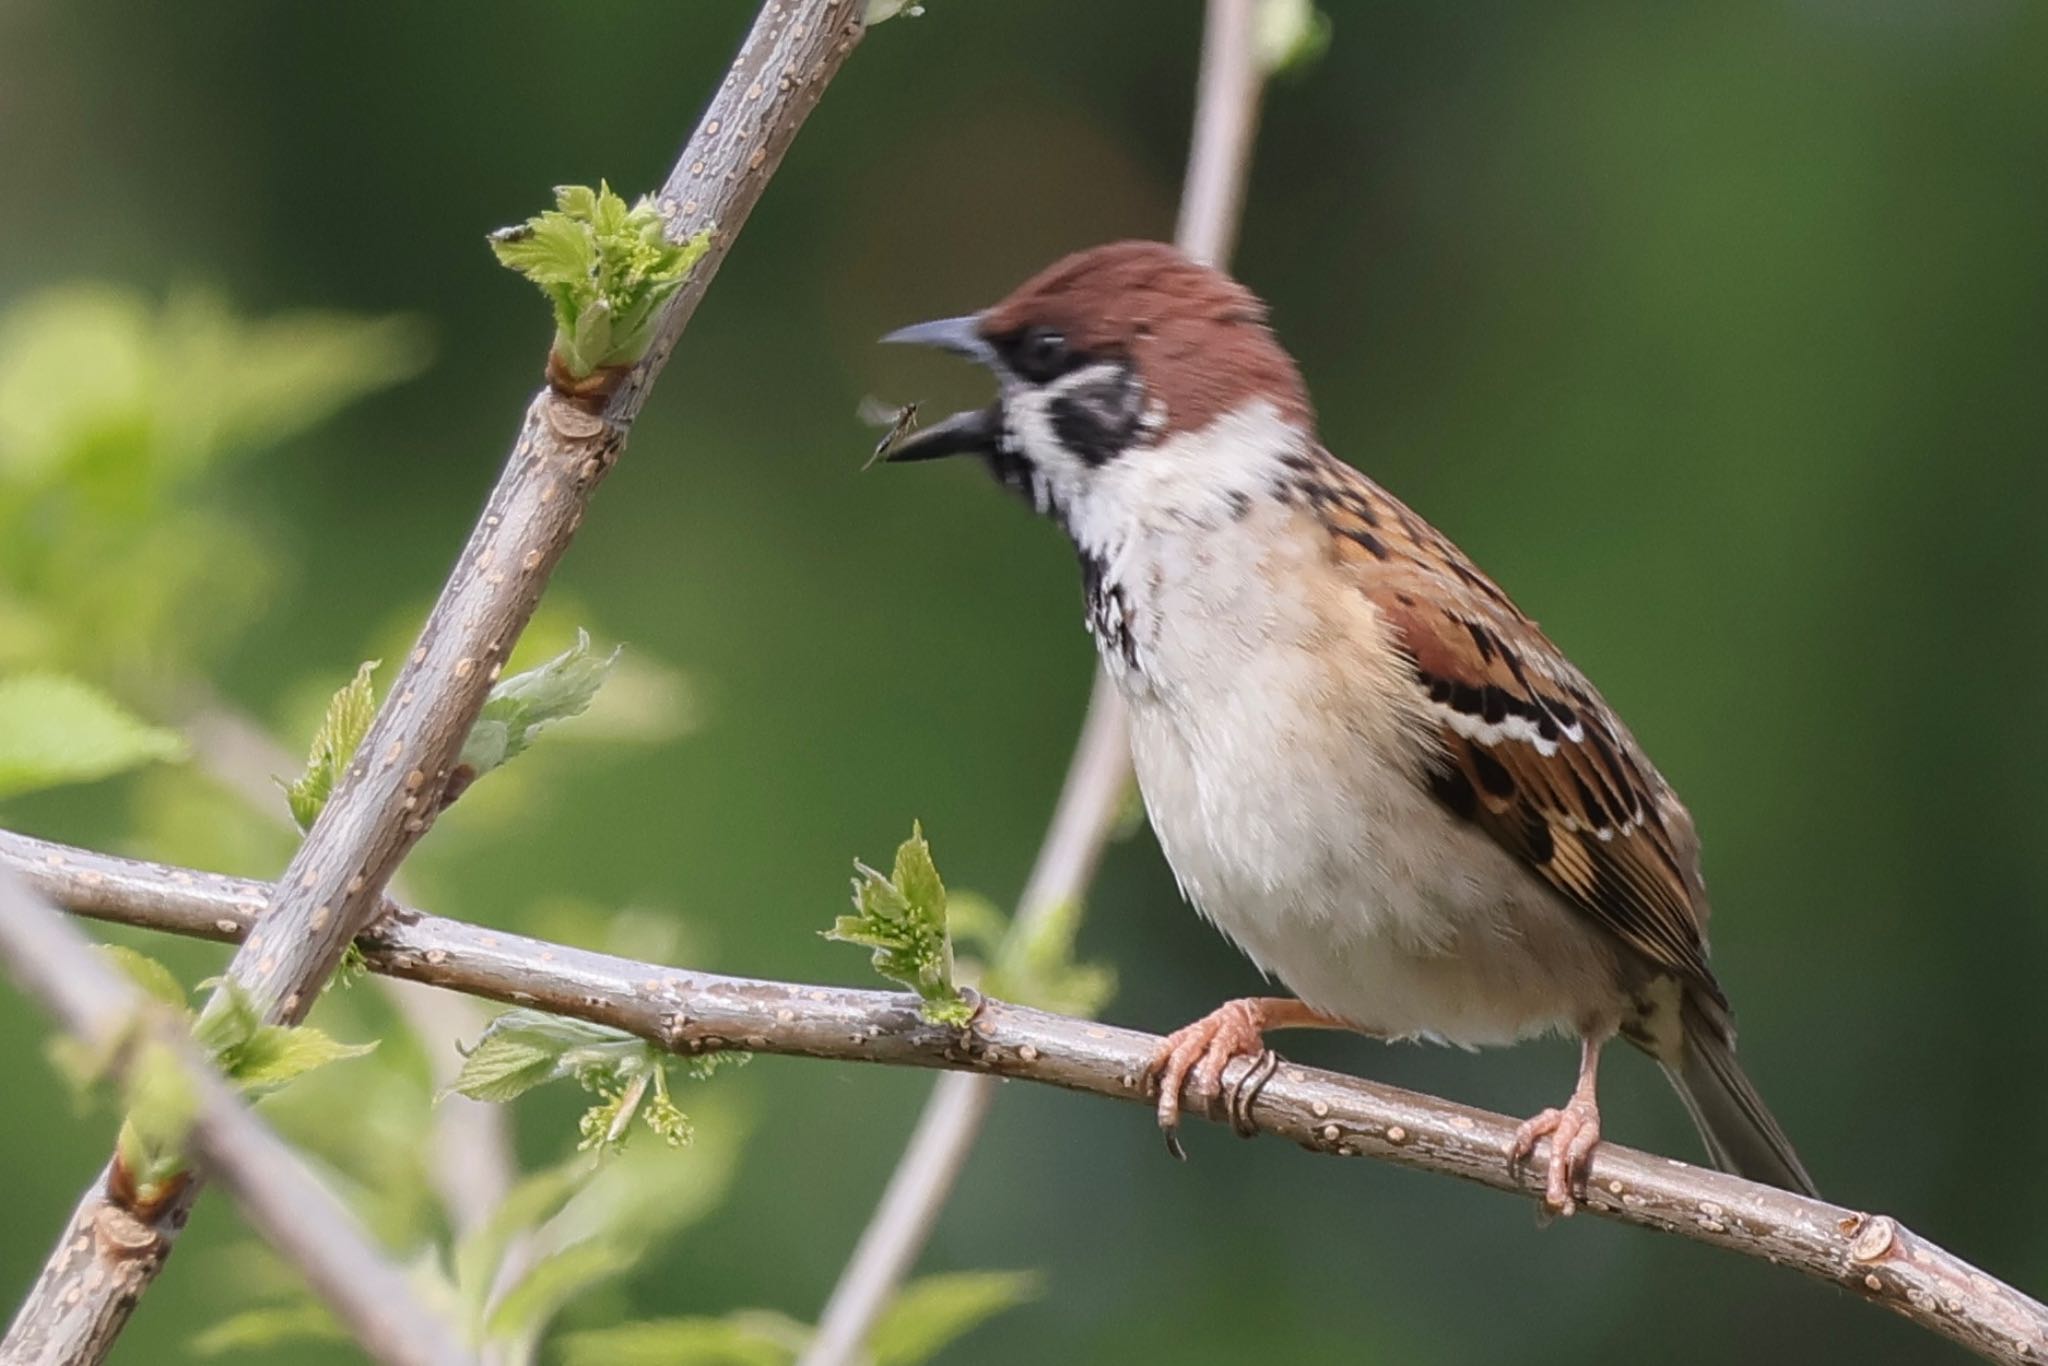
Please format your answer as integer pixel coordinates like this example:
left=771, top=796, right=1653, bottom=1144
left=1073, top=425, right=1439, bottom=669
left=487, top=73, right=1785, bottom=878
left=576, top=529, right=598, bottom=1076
left=877, top=313, right=1001, bottom=462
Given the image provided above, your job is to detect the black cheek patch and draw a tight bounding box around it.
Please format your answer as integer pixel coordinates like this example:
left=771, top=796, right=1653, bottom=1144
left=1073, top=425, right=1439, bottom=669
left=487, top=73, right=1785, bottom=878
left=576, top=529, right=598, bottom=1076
left=1048, top=367, right=1145, bottom=467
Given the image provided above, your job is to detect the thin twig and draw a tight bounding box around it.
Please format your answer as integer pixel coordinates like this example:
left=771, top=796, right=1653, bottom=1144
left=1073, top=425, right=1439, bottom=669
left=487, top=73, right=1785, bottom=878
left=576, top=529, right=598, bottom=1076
left=7, top=829, right=2043, bottom=1366
left=800, top=3, right=1267, bottom=1360
left=0, top=868, right=474, bottom=1366
left=0, top=5, right=865, bottom=1362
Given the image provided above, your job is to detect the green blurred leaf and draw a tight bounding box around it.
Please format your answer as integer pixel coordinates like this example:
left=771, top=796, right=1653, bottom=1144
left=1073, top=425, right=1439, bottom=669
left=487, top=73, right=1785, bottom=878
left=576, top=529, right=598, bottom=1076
left=490, top=183, right=710, bottom=379
left=483, top=1238, right=637, bottom=1342
left=1254, top=0, right=1332, bottom=76
left=982, top=897, right=1115, bottom=1020
left=192, top=976, right=262, bottom=1059
left=190, top=1302, right=344, bottom=1356
left=116, top=1038, right=200, bottom=1193
left=870, top=1270, right=1043, bottom=1366
left=98, top=945, right=191, bottom=1012
left=827, top=823, right=971, bottom=1025
left=458, top=628, right=618, bottom=778
left=452, top=1158, right=593, bottom=1323
left=558, top=1312, right=805, bottom=1366
left=0, top=671, right=184, bottom=798
left=283, top=659, right=377, bottom=830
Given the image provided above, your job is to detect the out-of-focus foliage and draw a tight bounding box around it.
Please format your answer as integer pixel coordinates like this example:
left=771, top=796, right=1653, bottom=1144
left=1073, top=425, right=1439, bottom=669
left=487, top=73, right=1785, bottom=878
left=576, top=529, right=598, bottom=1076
left=0, top=287, right=426, bottom=683
left=0, top=671, right=184, bottom=797
left=44, top=946, right=374, bottom=1203
left=951, top=893, right=1114, bottom=1019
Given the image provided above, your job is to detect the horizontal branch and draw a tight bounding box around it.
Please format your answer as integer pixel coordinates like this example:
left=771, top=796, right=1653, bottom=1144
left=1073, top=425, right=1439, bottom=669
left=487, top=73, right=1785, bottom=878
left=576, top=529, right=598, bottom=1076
left=0, top=866, right=472, bottom=1366
left=6, top=828, right=2043, bottom=1366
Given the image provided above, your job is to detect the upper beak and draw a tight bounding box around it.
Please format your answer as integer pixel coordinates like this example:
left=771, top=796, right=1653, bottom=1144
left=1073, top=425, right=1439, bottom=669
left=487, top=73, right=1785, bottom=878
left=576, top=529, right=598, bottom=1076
left=879, top=313, right=996, bottom=367
left=877, top=313, right=1000, bottom=463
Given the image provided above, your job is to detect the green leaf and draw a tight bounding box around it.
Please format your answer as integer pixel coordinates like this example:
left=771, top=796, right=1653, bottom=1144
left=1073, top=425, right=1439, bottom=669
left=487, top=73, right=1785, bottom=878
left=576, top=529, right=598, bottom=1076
left=489, top=183, right=710, bottom=379
left=0, top=672, right=184, bottom=798
left=982, top=897, right=1115, bottom=1020
left=117, top=1037, right=200, bottom=1192
left=190, top=1302, right=344, bottom=1356
left=98, top=945, right=190, bottom=1012
left=558, top=1314, right=805, bottom=1366
left=487, top=215, right=596, bottom=290
left=483, top=1238, right=637, bottom=1342
left=452, top=1158, right=594, bottom=1323
left=194, top=977, right=373, bottom=1095
left=457, top=628, right=618, bottom=778
left=869, top=1270, right=1043, bottom=1366
left=283, top=659, right=377, bottom=830
left=447, top=1017, right=574, bottom=1103
left=192, top=976, right=263, bottom=1059
left=223, top=1024, right=376, bottom=1096
left=825, top=822, right=970, bottom=1025
left=448, top=1009, right=631, bottom=1103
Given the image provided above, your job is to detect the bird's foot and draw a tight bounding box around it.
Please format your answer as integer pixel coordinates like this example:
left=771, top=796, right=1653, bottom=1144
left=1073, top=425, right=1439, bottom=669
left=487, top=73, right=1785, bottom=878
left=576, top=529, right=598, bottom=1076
left=1509, top=1094, right=1603, bottom=1215
left=1142, top=998, right=1281, bottom=1158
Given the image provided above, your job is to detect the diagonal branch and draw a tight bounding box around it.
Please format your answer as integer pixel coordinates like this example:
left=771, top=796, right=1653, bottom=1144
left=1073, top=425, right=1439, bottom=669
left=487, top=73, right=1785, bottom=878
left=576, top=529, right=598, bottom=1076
left=0, top=867, right=473, bottom=1366
left=11, top=829, right=2045, bottom=1366
left=800, top=2, right=1269, bottom=1360
left=0, top=4, right=866, bottom=1362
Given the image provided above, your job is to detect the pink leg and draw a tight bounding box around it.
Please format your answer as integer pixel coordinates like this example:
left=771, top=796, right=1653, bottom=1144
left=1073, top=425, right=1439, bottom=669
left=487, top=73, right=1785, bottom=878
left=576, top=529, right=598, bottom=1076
left=1509, top=1035, right=1607, bottom=1215
left=1143, top=998, right=1352, bottom=1155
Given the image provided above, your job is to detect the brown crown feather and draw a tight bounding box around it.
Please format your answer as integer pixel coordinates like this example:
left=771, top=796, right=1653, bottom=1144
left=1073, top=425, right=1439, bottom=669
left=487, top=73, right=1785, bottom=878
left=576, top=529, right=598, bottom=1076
left=979, top=241, right=1315, bottom=439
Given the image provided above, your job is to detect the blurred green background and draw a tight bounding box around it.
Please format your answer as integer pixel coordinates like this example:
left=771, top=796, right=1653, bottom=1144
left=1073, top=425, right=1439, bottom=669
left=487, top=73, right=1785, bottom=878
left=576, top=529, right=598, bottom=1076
left=3, top=1, right=2045, bottom=1361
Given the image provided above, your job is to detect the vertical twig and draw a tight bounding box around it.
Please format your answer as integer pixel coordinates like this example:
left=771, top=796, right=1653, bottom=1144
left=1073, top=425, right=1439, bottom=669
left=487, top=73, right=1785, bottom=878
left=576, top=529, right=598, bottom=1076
left=0, top=870, right=474, bottom=1366
left=0, top=4, right=866, bottom=1363
left=798, top=4, right=1269, bottom=1362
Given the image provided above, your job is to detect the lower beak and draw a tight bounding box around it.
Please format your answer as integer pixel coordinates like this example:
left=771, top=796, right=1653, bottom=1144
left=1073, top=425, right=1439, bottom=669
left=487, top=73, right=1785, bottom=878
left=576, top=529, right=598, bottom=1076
left=883, top=403, right=1000, bottom=463
left=878, top=312, right=1001, bottom=463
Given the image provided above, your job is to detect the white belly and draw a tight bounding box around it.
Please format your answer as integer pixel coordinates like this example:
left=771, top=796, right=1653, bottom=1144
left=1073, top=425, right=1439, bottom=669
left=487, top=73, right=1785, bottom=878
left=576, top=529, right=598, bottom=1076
left=1103, top=504, right=1626, bottom=1048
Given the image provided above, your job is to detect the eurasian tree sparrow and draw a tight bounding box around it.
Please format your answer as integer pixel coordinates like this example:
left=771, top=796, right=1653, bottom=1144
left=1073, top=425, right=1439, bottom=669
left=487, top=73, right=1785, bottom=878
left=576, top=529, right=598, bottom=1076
left=881, top=241, right=1815, bottom=1211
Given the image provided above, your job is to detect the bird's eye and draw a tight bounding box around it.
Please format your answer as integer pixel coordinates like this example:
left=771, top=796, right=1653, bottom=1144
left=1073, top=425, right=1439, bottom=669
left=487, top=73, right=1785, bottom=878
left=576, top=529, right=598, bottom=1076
left=1012, top=326, right=1073, bottom=382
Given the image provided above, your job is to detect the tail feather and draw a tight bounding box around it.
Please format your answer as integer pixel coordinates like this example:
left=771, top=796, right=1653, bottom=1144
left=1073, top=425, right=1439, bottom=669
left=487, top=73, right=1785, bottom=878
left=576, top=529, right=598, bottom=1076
left=1659, top=997, right=1818, bottom=1198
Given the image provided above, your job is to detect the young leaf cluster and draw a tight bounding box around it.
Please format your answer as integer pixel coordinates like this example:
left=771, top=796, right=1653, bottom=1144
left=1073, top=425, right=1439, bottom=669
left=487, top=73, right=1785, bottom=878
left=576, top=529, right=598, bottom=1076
left=450, top=1008, right=745, bottom=1154
left=489, top=183, right=711, bottom=381
left=53, top=947, right=374, bottom=1202
left=826, top=823, right=972, bottom=1026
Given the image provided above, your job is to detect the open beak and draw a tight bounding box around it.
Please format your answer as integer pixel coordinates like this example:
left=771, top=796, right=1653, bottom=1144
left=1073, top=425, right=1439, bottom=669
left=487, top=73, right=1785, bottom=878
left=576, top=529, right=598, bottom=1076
left=878, top=314, right=1000, bottom=463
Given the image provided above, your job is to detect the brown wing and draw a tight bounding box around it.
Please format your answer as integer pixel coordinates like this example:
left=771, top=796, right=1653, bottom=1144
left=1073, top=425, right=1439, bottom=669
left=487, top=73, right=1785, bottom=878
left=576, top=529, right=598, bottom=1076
left=1289, top=449, right=1724, bottom=1006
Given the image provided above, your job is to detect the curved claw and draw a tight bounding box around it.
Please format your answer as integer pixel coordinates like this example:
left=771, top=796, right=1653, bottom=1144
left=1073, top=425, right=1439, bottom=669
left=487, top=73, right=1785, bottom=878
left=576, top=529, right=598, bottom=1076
left=1509, top=1097, right=1603, bottom=1215
left=1142, top=999, right=1275, bottom=1158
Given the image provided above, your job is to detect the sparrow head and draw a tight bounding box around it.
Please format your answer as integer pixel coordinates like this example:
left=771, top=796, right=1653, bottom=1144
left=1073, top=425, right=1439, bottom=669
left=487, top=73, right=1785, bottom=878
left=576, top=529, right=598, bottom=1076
left=880, top=241, right=1313, bottom=525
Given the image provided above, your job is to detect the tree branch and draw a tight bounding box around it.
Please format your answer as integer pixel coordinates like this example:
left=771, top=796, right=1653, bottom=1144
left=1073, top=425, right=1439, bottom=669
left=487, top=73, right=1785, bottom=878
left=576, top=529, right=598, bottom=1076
left=0, top=867, right=473, bottom=1366
left=801, top=2, right=1267, bottom=1359
left=12, top=829, right=2043, bottom=1366
left=0, top=4, right=866, bottom=1361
